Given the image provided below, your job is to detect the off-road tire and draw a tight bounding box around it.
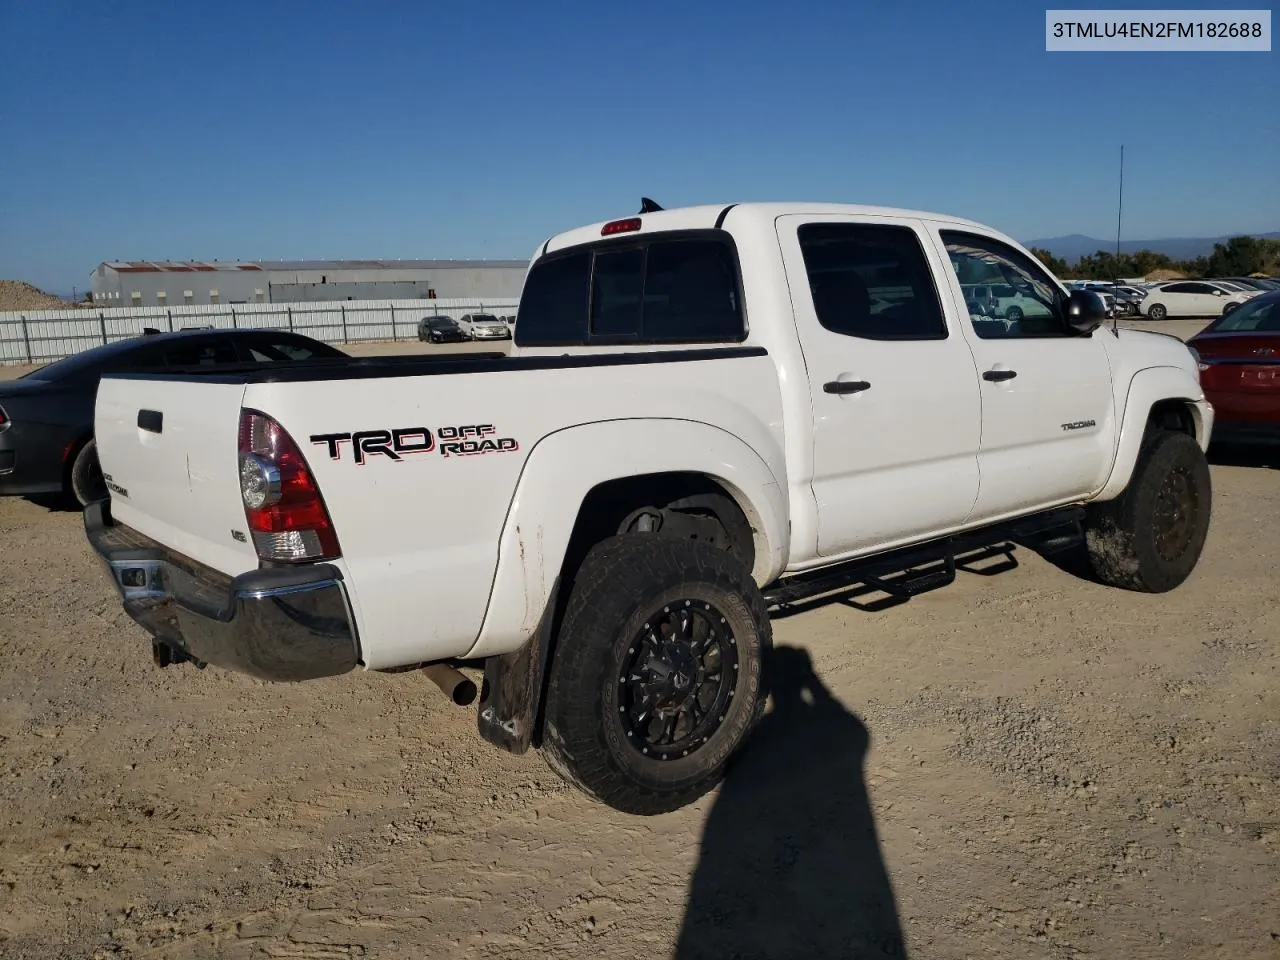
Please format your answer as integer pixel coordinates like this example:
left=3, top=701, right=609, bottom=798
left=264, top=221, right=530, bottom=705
left=69, top=439, right=106, bottom=507
left=1083, top=430, right=1211, bottom=593
left=541, top=535, right=770, bottom=815
left=1146, top=303, right=1168, bottom=320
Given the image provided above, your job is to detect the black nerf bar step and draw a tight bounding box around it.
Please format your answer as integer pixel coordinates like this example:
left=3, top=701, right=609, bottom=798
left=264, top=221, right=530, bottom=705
left=762, top=507, right=1085, bottom=608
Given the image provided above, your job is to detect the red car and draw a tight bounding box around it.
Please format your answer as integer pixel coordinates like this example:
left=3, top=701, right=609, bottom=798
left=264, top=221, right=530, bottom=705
left=1188, top=290, right=1280, bottom=445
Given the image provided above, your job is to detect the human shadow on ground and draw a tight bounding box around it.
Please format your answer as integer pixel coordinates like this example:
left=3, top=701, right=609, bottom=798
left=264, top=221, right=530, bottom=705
left=674, top=645, right=906, bottom=960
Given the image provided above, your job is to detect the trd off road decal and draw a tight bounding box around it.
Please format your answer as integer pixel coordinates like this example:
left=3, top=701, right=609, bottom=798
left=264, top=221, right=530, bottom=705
left=310, top=424, right=518, bottom=464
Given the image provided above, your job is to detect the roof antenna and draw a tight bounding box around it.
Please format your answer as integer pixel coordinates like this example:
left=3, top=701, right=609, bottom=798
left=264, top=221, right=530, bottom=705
left=1112, top=144, right=1124, bottom=337
left=639, top=197, right=663, bottom=214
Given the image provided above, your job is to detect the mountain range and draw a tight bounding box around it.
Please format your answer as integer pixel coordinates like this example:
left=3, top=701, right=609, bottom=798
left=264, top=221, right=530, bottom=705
left=1025, top=232, right=1280, bottom=262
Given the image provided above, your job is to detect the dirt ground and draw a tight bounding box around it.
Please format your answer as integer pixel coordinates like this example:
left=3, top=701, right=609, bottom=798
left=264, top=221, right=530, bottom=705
left=1, top=319, right=1277, bottom=959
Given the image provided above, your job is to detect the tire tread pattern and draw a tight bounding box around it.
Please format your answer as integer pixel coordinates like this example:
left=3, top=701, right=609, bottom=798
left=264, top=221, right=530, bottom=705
left=1084, top=430, right=1211, bottom=593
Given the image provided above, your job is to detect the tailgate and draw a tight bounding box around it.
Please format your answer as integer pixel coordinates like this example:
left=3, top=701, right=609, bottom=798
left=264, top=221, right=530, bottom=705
left=95, top=376, right=260, bottom=577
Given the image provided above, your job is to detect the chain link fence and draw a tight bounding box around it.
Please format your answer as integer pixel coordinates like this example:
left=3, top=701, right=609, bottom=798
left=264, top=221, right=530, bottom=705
left=0, top=298, right=519, bottom=366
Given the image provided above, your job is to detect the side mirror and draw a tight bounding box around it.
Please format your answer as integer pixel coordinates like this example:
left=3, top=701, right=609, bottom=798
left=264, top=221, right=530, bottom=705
left=1064, top=289, right=1106, bottom=333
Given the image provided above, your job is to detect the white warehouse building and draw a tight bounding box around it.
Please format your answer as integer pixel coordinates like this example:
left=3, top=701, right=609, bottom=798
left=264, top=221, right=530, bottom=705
left=90, top=258, right=529, bottom=307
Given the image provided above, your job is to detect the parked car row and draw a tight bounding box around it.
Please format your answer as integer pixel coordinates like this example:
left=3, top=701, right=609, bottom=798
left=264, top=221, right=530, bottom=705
left=1137, top=280, right=1265, bottom=320
left=417, top=313, right=514, bottom=343
left=0, top=329, right=346, bottom=507
left=1062, top=276, right=1279, bottom=320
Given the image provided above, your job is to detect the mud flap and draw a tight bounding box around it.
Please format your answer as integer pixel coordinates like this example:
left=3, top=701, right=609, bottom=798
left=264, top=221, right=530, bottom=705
left=476, top=577, right=560, bottom=755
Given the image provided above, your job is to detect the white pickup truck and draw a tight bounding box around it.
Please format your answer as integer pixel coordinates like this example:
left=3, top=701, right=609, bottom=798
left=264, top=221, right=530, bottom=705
left=85, top=201, right=1214, bottom=814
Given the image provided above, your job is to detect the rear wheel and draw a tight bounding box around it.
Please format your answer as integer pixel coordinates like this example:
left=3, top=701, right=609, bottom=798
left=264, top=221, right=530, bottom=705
left=1222, top=302, right=1240, bottom=316
left=541, top=535, right=770, bottom=814
left=1083, top=431, right=1211, bottom=593
left=1147, top=303, right=1168, bottom=320
left=69, top=438, right=106, bottom=507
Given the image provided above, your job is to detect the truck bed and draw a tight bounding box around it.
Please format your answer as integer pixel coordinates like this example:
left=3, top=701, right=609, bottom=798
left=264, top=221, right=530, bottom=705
left=94, top=344, right=785, bottom=670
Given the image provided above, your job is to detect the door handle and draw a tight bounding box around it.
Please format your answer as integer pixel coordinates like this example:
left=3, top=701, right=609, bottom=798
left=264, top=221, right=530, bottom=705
left=982, top=369, right=1017, bottom=382
left=823, top=379, right=872, bottom=395
left=137, top=409, right=163, bottom=433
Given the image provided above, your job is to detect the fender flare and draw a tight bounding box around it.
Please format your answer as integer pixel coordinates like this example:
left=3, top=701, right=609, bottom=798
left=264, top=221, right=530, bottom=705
left=466, top=417, right=788, bottom=662
left=468, top=418, right=787, bottom=756
left=1094, top=365, right=1210, bottom=502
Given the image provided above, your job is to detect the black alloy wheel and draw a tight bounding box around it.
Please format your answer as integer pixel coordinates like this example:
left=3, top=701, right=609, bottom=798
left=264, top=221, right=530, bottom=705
left=616, top=599, right=740, bottom=762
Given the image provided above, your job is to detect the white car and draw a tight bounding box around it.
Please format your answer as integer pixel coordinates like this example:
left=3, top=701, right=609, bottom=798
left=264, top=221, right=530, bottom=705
left=455, top=313, right=512, bottom=340
left=984, top=283, right=1040, bottom=321
left=86, top=201, right=1213, bottom=815
left=1209, top=280, right=1261, bottom=296
left=1139, top=281, right=1253, bottom=319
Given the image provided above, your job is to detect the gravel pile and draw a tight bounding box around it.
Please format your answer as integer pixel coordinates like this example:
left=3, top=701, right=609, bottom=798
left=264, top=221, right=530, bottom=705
left=0, top=280, right=75, bottom=311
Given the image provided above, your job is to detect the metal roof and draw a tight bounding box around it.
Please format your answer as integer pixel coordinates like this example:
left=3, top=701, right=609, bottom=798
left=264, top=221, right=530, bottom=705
left=104, top=261, right=262, bottom=273
left=101, top=258, right=526, bottom=274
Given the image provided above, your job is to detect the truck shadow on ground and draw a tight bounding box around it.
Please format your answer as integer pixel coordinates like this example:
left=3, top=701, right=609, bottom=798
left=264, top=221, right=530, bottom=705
left=21, top=492, right=78, bottom=513
left=675, top=645, right=906, bottom=960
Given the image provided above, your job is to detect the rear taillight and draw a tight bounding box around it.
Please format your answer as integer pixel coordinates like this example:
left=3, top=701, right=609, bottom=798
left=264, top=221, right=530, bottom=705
left=238, top=409, right=340, bottom=562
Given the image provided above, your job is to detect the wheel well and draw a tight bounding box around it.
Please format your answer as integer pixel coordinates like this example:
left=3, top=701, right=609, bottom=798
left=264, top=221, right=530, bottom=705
left=557, top=472, right=756, bottom=589
left=1146, top=400, right=1196, bottom=441
left=520, top=472, right=756, bottom=753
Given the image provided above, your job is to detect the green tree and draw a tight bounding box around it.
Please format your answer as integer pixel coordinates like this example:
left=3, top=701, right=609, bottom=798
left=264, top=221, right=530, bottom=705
left=1184, top=256, right=1209, bottom=278
left=1131, top=249, right=1173, bottom=276
left=1206, top=236, right=1278, bottom=277
left=1030, top=247, right=1070, bottom=276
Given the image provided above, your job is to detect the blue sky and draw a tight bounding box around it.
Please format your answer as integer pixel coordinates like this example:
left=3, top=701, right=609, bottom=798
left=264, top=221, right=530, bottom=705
left=1, top=0, right=1276, bottom=294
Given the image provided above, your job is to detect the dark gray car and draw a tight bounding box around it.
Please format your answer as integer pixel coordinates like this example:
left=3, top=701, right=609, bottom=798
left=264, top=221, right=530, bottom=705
left=0, top=328, right=344, bottom=506
left=418, top=316, right=467, bottom=343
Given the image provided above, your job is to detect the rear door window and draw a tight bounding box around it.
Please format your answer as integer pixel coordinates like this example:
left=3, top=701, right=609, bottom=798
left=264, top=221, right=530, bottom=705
left=798, top=223, right=948, bottom=340
left=515, top=234, right=744, bottom=346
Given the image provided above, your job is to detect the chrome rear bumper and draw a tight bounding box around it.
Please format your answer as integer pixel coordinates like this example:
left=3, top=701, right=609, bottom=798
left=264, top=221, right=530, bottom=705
left=84, top=501, right=360, bottom=681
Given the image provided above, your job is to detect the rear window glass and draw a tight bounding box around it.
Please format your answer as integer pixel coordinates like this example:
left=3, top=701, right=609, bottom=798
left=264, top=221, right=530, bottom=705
left=246, top=338, right=338, bottom=362
left=164, top=341, right=240, bottom=366
left=591, top=248, right=646, bottom=337
left=1215, top=297, right=1280, bottom=332
left=515, top=235, right=744, bottom=346
left=516, top=251, right=591, bottom=344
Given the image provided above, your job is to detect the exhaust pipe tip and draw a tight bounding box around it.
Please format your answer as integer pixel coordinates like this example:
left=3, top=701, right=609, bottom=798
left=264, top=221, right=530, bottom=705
left=421, top=663, right=477, bottom=706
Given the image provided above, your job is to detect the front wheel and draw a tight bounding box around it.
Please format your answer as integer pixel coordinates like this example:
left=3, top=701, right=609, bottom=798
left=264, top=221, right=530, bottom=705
left=1083, top=430, right=1211, bottom=593
left=541, top=535, right=770, bottom=814
left=1146, top=303, right=1168, bottom=320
